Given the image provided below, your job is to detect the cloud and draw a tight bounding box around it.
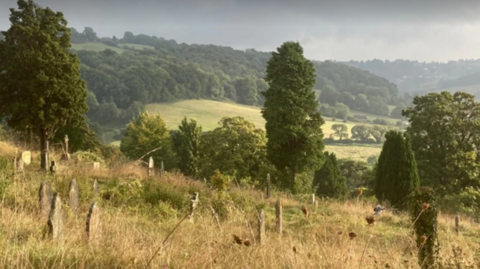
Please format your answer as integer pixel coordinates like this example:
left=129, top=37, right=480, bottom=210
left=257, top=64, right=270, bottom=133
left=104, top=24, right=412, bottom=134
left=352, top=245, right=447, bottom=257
left=1, top=0, right=480, bottom=62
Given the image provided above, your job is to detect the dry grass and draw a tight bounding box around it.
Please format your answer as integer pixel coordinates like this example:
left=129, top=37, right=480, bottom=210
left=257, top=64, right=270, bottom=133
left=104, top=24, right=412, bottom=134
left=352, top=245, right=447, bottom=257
left=1, top=147, right=479, bottom=268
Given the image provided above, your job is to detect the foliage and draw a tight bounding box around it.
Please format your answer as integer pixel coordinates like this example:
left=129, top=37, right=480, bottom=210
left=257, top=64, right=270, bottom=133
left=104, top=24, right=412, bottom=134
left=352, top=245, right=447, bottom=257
left=210, top=169, right=232, bottom=193
left=337, top=159, right=371, bottom=190
left=403, top=91, right=480, bottom=197
left=52, top=121, right=102, bottom=154
left=172, top=117, right=202, bottom=178
left=409, top=187, right=439, bottom=268
left=262, top=41, right=325, bottom=187
left=292, top=172, right=314, bottom=194
left=313, top=152, right=348, bottom=199
left=375, top=131, right=419, bottom=210
left=120, top=112, right=176, bottom=169
left=330, top=124, right=349, bottom=141
left=0, top=0, right=88, bottom=169
left=199, top=117, right=268, bottom=183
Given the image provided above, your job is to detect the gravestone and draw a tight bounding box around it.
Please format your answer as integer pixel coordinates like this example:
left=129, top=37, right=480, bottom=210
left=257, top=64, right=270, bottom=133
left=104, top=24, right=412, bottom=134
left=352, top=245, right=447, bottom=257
left=39, top=181, right=53, bottom=218
left=69, top=179, right=79, bottom=214
left=275, top=198, right=283, bottom=236
left=93, top=162, right=100, bottom=170
left=258, top=209, right=265, bottom=245
left=189, top=192, right=199, bottom=219
left=93, top=179, right=99, bottom=199
left=50, top=161, right=57, bottom=174
left=62, top=135, right=70, bottom=161
left=160, top=161, right=164, bottom=178
left=16, top=159, right=24, bottom=172
left=148, top=157, right=154, bottom=176
left=266, top=174, right=271, bottom=199
left=86, top=202, right=102, bottom=242
left=47, top=193, right=65, bottom=242
left=21, top=151, right=31, bottom=165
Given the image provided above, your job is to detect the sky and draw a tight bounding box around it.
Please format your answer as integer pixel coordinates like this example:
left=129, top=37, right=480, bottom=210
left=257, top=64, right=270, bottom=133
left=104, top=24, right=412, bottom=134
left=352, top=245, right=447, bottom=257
left=1, top=0, right=480, bottom=62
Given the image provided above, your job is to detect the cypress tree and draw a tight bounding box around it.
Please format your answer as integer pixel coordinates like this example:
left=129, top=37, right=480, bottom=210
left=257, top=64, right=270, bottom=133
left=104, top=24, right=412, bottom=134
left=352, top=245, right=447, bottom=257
left=313, top=151, right=348, bottom=199
left=375, top=131, right=419, bottom=210
left=262, top=41, right=325, bottom=188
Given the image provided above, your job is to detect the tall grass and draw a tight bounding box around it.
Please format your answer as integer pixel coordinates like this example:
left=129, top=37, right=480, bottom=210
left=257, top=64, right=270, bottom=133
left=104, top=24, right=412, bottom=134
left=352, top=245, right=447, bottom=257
left=0, top=146, right=479, bottom=268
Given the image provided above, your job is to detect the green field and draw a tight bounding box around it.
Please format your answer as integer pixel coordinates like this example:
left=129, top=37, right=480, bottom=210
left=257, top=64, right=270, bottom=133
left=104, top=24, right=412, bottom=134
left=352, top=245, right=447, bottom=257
left=71, top=42, right=154, bottom=54
left=145, top=100, right=384, bottom=161
left=71, top=42, right=126, bottom=53
left=146, top=99, right=367, bottom=138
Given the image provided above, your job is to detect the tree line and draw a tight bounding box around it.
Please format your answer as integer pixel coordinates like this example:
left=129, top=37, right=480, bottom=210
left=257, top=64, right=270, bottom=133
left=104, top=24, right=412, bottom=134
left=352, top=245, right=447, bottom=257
left=68, top=28, right=411, bottom=141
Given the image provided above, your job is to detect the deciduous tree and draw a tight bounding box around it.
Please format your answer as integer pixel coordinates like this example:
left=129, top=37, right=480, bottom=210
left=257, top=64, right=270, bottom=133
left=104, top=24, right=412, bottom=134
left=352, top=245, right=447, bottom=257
left=172, top=117, right=202, bottom=178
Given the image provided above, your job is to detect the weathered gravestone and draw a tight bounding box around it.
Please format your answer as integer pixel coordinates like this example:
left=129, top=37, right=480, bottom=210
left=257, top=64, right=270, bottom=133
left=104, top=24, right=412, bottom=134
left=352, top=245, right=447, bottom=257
left=50, top=161, right=57, bottom=174
left=148, top=157, right=154, bottom=176
left=258, top=209, right=266, bottom=245
left=93, top=162, right=100, bottom=170
left=62, top=135, right=71, bottom=161
left=21, top=151, right=31, bottom=165
left=86, top=202, right=102, bottom=242
left=275, top=198, right=283, bottom=236
left=47, top=193, right=65, bottom=242
left=16, top=159, right=24, bottom=173
left=266, top=173, right=271, bottom=199
left=69, top=179, right=79, bottom=215
left=160, top=161, right=164, bottom=178
left=39, top=181, right=53, bottom=218
left=93, top=179, right=99, bottom=199
left=189, top=192, right=199, bottom=219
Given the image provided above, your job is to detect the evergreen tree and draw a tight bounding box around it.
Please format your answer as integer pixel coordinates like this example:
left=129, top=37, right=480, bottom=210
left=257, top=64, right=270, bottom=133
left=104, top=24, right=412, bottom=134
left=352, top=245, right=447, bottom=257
left=262, top=41, right=325, bottom=188
left=313, top=151, right=348, bottom=199
left=172, top=117, right=202, bottom=178
left=0, top=0, right=88, bottom=170
left=375, top=130, right=419, bottom=210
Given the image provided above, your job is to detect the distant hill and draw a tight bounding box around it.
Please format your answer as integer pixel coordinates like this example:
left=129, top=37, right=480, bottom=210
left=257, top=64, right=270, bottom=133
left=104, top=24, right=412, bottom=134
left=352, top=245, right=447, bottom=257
left=343, top=59, right=480, bottom=94
left=68, top=28, right=410, bottom=142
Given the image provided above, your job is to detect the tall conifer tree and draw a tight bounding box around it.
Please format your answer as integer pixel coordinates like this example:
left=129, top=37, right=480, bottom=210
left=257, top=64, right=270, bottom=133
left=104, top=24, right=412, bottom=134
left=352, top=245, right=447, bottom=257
left=375, top=131, right=419, bottom=209
left=313, top=151, right=348, bottom=199
left=262, top=42, right=325, bottom=188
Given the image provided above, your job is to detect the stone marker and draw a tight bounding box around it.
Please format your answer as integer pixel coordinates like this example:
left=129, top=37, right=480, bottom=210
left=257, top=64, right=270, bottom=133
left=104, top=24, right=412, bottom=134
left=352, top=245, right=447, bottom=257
left=258, top=209, right=265, bottom=245
left=39, top=181, right=53, bottom=218
left=189, top=192, right=199, bottom=219
left=86, top=202, right=102, bottom=242
left=148, top=156, right=154, bottom=176
left=312, top=194, right=316, bottom=205
left=93, top=179, right=99, bottom=198
left=16, top=159, right=24, bottom=173
left=93, top=162, right=100, bottom=170
left=160, top=161, right=164, bottom=178
left=21, top=151, right=31, bottom=165
left=266, top=173, right=271, bottom=199
left=62, top=135, right=71, bottom=161
left=455, top=215, right=460, bottom=234
left=69, top=179, right=79, bottom=214
left=47, top=193, right=65, bottom=242
left=50, top=161, right=57, bottom=174
left=275, top=198, right=283, bottom=235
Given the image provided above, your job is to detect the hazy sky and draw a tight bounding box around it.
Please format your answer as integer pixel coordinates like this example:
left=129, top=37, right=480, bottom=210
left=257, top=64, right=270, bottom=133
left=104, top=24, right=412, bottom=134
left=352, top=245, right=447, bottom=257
left=1, top=0, right=480, bottom=62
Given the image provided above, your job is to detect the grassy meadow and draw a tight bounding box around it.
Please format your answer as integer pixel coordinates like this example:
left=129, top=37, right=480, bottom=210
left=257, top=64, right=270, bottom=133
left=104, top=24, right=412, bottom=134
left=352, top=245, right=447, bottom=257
left=145, top=100, right=383, bottom=161
left=0, top=142, right=478, bottom=268
left=145, top=100, right=379, bottom=137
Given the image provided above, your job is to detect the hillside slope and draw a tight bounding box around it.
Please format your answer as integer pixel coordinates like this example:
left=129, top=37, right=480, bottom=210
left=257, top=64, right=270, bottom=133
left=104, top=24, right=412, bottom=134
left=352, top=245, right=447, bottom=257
left=0, top=141, right=478, bottom=268
left=69, top=30, right=408, bottom=142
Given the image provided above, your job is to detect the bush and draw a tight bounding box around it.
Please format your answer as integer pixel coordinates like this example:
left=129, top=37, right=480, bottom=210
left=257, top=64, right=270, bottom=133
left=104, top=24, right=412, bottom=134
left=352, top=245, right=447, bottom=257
left=373, top=118, right=390, bottom=125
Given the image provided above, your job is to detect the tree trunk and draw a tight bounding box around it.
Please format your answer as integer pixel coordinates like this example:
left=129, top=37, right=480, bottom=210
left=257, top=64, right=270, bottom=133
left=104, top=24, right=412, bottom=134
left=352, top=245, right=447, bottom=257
left=40, top=129, right=49, bottom=170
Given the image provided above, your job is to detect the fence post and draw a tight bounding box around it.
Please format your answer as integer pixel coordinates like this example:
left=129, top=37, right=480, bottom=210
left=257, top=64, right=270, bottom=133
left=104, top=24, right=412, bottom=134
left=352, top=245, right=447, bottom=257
left=275, top=198, right=283, bottom=236
left=258, top=209, right=265, bottom=245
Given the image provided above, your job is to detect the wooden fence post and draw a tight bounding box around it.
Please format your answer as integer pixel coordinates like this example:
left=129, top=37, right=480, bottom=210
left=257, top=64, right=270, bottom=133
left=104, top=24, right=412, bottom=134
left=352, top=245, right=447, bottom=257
left=455, top=215, right=459, bottom=234
left=266, top=173, right=271, bottom=199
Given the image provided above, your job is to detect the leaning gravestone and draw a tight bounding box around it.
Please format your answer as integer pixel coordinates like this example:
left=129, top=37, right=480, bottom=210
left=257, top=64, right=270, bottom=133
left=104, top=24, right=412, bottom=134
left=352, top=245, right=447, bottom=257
left=47, top=193, right=65, bottom=242
left=16, top=159, right=24, bottom=173
left=39, top=181, right=53, bottom=218
left=93, top=162, right=100, bottom=170
left=148, top=156, right=154, bottom=176
left=86, top=202, right=102, bottom=242
left=69, top=179, right=79, bottom=215
left=21, top=151, right=31, bottom=165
